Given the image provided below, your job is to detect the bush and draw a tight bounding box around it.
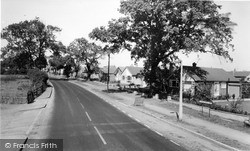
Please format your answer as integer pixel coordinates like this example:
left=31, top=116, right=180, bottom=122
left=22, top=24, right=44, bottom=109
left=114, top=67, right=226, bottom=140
left=27, top=68, right=48, bottom=86
left=27, top=68, right=48, bottom=101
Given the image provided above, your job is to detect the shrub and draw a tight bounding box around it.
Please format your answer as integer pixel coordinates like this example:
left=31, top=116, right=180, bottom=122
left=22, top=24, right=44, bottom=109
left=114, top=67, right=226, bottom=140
left=27, top=68, right=48, bottom=86
left=27, top=68, right=48, bottom=102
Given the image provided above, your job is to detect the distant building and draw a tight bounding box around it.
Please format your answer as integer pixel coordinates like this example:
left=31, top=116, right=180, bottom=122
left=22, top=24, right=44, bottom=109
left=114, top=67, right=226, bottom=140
left=120, top=66, right=146, bottom=87
left=114, top=67, right=125, bottom=82
left=232, top=70, right=250, bottom=82
left=99, top=66, right=117, bottom=82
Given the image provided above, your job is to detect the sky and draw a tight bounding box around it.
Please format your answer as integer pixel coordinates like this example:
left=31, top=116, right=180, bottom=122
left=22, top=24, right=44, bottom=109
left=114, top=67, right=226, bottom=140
left=1, top=0, right=250, bottom=71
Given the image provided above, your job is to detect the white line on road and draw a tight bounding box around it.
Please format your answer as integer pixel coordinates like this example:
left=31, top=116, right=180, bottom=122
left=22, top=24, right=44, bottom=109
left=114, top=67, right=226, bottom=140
left=94, top=126, right=107, bottom=145
left=77, top=97, right=80, bottom=103
left=85, top=112, right=92, bottom=122
left=170, top=140, right=180, bottom=146
left=154, top=131, right=163, bottom=137
left=134, top=118, right=141, bottom=123
left=80, top=103, right=85, bottom=109
left=144, top=124, right=151, bottom=129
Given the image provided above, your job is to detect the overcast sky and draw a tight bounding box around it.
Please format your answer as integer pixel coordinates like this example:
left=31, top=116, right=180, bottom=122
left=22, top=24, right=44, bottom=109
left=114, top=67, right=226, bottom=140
left=1, top=0, right=250, bottom=71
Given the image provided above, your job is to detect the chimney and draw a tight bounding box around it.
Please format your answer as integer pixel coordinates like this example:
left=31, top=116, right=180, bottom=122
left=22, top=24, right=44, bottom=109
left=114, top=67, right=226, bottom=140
left=192, top=62, right=197, bottom=68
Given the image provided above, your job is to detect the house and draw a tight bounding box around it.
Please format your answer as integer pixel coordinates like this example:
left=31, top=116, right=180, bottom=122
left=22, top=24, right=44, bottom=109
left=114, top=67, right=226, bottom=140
left=114, top=67, right=125, bottom=83
left=99, top=66, right=117, bottom=82
left=246, top=74, right=250, bottom=83
left=183, top=66, right=241, bottom=99
left=232, top=70, right=250, bottom=82
left=120, top=66, right=146, bottom=87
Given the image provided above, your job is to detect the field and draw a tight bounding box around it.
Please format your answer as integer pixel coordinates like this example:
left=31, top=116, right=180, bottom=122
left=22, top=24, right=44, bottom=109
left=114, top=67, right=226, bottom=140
left=0, top=75, right=31, bottom=104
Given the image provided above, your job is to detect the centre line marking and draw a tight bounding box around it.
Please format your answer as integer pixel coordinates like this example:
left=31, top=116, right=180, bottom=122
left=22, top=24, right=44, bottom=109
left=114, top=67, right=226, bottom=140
left=85, top=112, right=92, bottom=121
left=80, top=103, right=85, bottom=109
left=94, top=126, right=107, bottom=145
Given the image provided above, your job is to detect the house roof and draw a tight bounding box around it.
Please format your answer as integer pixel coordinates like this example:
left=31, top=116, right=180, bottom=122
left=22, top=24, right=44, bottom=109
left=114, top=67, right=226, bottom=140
left=185, top=66, right=239, bottom=82
left=233, top=71, right=250, bottom=77
left=116, top=67, right=126, bottom=73
left=101, top=66, right=117, bottom=74
left=126, top=66, right=143, bottom=76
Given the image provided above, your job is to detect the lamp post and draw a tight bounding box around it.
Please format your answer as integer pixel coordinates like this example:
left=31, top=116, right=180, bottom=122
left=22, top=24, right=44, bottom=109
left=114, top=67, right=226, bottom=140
left=179, top=60, right=183, bottom=120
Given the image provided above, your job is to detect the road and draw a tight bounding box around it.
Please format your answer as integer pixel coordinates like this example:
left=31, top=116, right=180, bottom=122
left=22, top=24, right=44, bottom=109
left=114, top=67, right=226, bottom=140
left=26, top=80, right=186, bottom=151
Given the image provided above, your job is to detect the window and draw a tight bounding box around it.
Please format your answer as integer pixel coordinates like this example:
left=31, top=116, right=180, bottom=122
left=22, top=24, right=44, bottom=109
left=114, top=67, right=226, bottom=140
left=170, top=80, right=179, bottom=87
left=127, top=76, right=132, bottom=81
left=122, top=76, right=125, bottom=80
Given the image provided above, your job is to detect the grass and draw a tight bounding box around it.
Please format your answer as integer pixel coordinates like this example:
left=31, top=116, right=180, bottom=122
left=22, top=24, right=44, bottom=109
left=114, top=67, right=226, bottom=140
left=1, top=75, right=31, bottom=104
left=158, top=102, right=250, bottom=134
left=215, top=101, right=250, bottom=113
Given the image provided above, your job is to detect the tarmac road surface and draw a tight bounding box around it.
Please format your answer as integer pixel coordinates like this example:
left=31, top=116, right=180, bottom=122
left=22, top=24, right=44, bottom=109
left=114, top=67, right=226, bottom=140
left=25, top=80, right=186, bottom=151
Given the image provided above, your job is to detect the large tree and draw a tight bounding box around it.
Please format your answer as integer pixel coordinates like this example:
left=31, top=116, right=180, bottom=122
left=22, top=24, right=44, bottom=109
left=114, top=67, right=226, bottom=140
left=105, top=0, right=235, bottom=93
left=1, top=17, right=61, bottom=69
left=67, top=38, right=103, bottom=79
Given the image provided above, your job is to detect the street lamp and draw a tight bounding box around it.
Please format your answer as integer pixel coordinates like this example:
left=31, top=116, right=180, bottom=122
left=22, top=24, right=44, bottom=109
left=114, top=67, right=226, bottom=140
left=179, top=60, right=183, bottom=120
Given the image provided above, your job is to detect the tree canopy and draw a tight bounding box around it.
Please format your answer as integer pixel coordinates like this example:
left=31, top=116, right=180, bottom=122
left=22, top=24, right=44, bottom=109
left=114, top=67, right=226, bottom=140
left=67, top=37, right=103, bottom=79
left=98, top=0, right=235, bottom=94
left=1, top=17, right=61, bottom=69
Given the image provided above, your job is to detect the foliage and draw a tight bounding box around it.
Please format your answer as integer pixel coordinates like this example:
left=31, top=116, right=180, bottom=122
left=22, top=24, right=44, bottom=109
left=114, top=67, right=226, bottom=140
left=62, top=55, right=76, bottom=78
left=67, top=38, right=103, bottom=79
left=193, top=82, right=213, bottom=102
left=100, top=0, right=235, bottom=93
left=1, top=51, right=32, bottom=74
left=27, top=68, right=48, bottom=86
left=1, top=17, right=61, bottom=69
left=230, top=98, right=243, bottom=113
left=89, top=18, right=128, bottom=54
left=242, top=83, right=250, bottom=98
left=49, top=56, right=65, bottom=72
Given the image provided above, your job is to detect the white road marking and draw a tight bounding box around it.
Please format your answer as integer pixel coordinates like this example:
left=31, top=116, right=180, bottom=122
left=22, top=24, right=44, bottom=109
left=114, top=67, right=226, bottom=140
left=144, top=124, right=150, bottom=129
left=154, top=131, right=163, bottom=137
left=85, top=112, right=92, bottom=122
left=134, top=118, right=141, bottom=123
left=94, top=126, right=107, bottom=145
left=170, top=140, right=180, bottom=146
left=77, top=97, right=81, bottom=103
left=80, top=103, right=85, bottom=109
left=128, top=114, right=133, bottom=118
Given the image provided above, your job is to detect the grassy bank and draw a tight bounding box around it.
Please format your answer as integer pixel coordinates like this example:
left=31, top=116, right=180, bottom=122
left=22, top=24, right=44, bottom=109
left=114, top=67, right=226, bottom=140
left=0, top=75, right=31, bottom=104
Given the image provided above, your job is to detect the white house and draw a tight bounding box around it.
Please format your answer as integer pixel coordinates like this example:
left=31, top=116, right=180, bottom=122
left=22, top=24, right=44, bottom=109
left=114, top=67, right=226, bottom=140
left=114, top=67, right=125, bottom=82
left=120, top=66, right=146, bottom=87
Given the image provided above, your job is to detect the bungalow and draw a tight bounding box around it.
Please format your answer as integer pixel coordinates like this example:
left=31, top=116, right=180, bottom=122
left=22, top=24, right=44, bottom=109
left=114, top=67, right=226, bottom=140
left=183, top=66, right=241, bottom=99
left=120, top=66, right=147, bottom=87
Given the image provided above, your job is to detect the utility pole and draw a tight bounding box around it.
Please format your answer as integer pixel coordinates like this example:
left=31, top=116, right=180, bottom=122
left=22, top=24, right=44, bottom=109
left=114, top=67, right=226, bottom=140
left=107, top=53, right=110, bottom=91
left=179, top=60, right=183, bottom=120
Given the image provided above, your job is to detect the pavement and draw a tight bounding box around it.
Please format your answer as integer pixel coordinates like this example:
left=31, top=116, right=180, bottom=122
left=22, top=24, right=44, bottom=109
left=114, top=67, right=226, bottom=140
left=0, top=81, right=54, bottom=141
left=70, top=80, right=250, bottom=151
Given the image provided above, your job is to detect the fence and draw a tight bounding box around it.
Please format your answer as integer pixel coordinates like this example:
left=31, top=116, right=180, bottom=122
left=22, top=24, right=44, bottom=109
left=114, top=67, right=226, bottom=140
left=27, top=83, right=47, bottom=103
